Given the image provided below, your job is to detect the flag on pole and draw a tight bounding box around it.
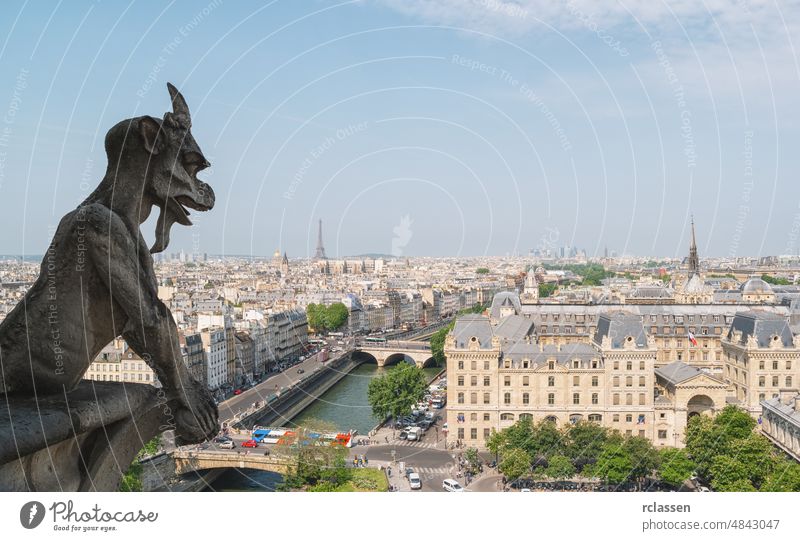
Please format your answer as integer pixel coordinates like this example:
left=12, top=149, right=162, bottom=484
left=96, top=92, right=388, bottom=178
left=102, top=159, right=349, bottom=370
left=688, top=331, right=698, bottom=347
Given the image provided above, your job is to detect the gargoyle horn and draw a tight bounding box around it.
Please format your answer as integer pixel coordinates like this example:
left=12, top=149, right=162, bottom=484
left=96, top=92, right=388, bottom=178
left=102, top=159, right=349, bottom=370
left=167, top=82, right=191, bottom=129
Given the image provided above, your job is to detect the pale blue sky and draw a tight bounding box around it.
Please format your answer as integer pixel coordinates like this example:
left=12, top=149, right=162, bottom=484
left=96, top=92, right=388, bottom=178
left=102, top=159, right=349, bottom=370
left=1, top=0, right=799, bottom=258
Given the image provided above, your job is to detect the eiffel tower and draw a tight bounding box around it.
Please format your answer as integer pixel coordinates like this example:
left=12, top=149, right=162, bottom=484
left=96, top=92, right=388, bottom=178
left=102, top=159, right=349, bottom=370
left=315, top=219, right=327, bottom=259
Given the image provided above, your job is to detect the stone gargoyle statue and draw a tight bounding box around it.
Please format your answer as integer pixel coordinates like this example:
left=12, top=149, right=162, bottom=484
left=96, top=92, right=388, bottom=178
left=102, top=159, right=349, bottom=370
left=0, top=83, right=218, bottom=446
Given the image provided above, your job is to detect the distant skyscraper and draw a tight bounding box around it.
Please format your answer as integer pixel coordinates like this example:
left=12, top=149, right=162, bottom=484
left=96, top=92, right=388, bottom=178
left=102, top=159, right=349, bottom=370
left=315, top=219, right=327, bottom=259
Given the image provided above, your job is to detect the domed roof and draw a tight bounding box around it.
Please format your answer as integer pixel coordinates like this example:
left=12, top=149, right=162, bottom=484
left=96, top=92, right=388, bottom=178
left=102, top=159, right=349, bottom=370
left=741, top=276, right=773, bottom=294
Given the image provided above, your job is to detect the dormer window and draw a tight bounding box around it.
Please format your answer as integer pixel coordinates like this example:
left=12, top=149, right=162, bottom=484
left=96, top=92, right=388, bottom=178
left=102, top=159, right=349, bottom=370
left=572, top=360, right=580, bottom=368
left=548, top=361, right=555, bottom=370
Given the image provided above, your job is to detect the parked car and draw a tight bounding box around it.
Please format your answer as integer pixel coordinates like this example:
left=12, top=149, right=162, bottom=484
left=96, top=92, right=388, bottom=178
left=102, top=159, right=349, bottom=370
left=399, top=430, right=409, bottom=440
left=218, top=440, right=235, bottom=450
left=213, top=436, right=231, bottom=444
left=297, top=368, right=305, bottom=374
left=233, top=389, right=242, bottom=395
left=241, top=439, right=259, bottom=448
left=406, top=427, right=423, bottom=441
left=442, top=479, right=464, bottom=492
left=409, top=473, right=422, bottom=490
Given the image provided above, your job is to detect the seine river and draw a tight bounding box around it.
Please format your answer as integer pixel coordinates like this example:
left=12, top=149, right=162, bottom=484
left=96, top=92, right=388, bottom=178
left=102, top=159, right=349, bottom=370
left=207, top=362, right=441, bottom=491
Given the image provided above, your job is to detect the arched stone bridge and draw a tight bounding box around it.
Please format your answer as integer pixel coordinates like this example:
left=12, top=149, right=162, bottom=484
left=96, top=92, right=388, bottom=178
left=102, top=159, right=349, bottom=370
left=355, top=340, right=435, bottom=368
left=172, top=450, right=293, bottom=476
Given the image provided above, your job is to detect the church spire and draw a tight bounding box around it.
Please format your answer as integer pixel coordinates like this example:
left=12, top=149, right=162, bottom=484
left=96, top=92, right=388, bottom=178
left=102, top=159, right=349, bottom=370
left=688, top=216, right=700, bottom=276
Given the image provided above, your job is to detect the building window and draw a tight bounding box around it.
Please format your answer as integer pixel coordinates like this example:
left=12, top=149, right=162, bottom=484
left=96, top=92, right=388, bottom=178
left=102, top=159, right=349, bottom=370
left=470, top=428, right=478, bottom=440
left=523, top=360, right=529, bottom=369
left=522, top=376, right=529, bottom=386
left=470, top=393, right=477, bottom=405
left=470, top=376, right=477, bottom=386
left=504, top=376, right=511, bottom=387
left=787, top=376, right=793, bottom=387
left=457, top=392, right=464, bottom=404
left=626, top=414, right=633, bottom=423
left=613, top=361, right=619, bottom=370
left=626, top=393, right=633, bottom=405
left=504, top=392, right=511, bottom=405
left=759, top=361, right=765, bottom=370
left=613, top=393, right=620, bottom=405
left=787, top=361, right=792, bottom=370
left=458, top=361, right=464, bottom=370
left=591, top=393, right=598, bottom=405
left=573, top=375, right=580, bottom=386
left=548, top=393, right=555, bottom=405
left=573, top=360, right=580, bottom=368
left=626, top=361, right=632, bottom=370
left=626, top=376, right=633, bottom=387
left=613, top=376, right=620, bottom=387
left=470, top=413, right=478, bottom=421
left=639, top=376, right=646, bottom=387
left=458, top=375, right=464, bottom=386
left=470, top=361, right=477, bottom=370
left=588, top=414, right=602, bottom=422
left=573, top=393, right=580, bottom=405
left=484, top=361, right=490, bottom=370
left=591, top=360, right=598, bottom=369
left=613, top=414, right=620, bottom=422
left=591, top=376, right=599, bottom=387
left=458, top=428, right=464, bottom=440
left=484, top=376, right=491, bottom=386
left=500, top=413, right=514, bottom=421
left=484, top=428, right=491, bottom=440
left=639, top=393, right=646, bottom=405
left=483, top=393, right=490, bottom=404
left=773, top=361, right=778, bottom=370
left=639, top=361, right=645, bottom=370
left=522, top=392, right=530, bottom=405
left=548, top=361, right=555, bottom=370
left=772, top=376, right=779, bottom=387
left=759, top=376, right=765, bottom=387
left=658, top=430, right=668, bottom=439
left=548, top=376, right=555, bottom=387
left=484, top=413, right=490, bottom=421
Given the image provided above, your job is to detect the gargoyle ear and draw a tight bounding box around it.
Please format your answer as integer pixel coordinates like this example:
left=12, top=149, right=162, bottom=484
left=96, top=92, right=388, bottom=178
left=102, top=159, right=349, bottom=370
left=138, top=116, right=162, bottom=155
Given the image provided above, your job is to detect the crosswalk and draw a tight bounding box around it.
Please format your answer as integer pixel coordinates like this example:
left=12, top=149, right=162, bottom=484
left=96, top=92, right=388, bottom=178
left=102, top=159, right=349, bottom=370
left=414, top=466, right=451, bottom=476
left=390, top=439, right=442, bottom=449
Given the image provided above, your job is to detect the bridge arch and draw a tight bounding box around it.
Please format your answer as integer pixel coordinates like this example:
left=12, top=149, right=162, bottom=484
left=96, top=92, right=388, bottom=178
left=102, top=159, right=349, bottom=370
left=687, top=394, right=715, bottom=418
left=383, top=353, right=417, bottom=367
left=352, top=350, right=379, bottom=365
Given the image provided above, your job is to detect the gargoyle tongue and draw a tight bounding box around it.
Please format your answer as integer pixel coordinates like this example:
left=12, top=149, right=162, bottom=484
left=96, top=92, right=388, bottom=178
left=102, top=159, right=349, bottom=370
left=150, top=197, right=193, bottom=254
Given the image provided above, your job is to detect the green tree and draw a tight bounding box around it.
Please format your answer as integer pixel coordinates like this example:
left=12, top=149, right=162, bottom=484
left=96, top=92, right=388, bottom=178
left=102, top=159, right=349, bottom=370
left=279, top=419, right=352, bottom=491
left=545, top=455, right=576, bottom=479
left=367, top=362, right=427, bottom=426
left=592, top=445, right=633, bottom=485
left=429, top=322, right=455, bottom=367
left=657, top=448, right=696, bottom=487
left=476, top=267, right=490, bottom=274
left=538, top=283, right=557, bottom=298
left=500, top=447, right=531, bottom=481
left=565, top=421, right=610, bottom=463
left=761, top=274, right=791, bottom=285
left=324, top=302, right=350, bottom=330
left=761, top=460, right=800, bottom=492
left=623, top=436, right=659, bottom=485
left=463, top=447, right=482, bottom=475
left=709, top=455, right=754, bottom=492
left=306, top=303, right=325, bottom=332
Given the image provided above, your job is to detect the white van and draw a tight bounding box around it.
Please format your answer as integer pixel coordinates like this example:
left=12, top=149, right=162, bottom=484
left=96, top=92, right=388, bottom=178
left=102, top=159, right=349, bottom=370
left=408, top=473, right=421, bottom=490
left=406, top=427, right=422, bottom=441
left=442, top=479, right=464, bottom=492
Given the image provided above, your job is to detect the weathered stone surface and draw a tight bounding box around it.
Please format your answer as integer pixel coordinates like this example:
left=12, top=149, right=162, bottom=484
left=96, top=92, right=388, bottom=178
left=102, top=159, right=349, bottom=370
left=0, top=83, right=219, bottom=490
left=0, top=382, right=176, bottom=491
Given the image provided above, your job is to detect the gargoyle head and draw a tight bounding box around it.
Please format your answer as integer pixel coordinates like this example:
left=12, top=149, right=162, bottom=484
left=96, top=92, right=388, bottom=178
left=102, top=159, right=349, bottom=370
left=137, top=83, right=215, bottom=253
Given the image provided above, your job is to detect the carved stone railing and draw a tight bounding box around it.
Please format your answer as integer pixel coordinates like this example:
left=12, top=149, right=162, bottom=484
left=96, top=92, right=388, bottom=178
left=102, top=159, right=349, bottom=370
left=0, top=381, right=176, bottom=491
